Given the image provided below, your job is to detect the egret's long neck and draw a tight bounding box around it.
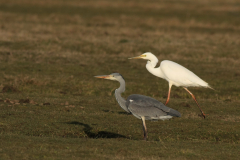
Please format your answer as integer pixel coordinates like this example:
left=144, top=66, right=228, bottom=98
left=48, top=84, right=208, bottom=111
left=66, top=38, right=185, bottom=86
left=114, top=79, right=130, bottom=113
left=146, top=59, right=165, bottom=79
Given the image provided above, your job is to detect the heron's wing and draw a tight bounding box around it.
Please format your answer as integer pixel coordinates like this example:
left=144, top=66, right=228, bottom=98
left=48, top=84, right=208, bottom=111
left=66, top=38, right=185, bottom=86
left=127, top=100, right=167, bottom=120
left=160, top=60, right=208, bottom=87
left=126, top=94, right=181, bottom=119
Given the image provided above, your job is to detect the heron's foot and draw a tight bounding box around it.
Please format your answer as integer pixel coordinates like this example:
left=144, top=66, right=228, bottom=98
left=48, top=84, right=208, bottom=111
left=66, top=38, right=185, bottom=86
left=143, top=136, right=147, bottom=141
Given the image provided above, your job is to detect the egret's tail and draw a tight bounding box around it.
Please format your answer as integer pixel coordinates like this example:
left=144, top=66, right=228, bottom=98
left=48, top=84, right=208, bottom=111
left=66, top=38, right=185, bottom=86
left=207, top=85, right=215, bottom=90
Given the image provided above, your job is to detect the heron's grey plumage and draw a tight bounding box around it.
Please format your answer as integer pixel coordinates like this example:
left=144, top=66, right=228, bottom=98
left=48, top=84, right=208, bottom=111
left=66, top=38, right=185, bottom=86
left=126, top=94, right=181, bottom=120
left=95, top=73, right=181, bottom=140
left=114, top=75, right=130, bottom=113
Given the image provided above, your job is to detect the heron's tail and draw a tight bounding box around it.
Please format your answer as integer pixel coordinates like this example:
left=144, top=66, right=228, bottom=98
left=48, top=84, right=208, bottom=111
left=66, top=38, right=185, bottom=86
left=168, top=109, right=181, bottom=117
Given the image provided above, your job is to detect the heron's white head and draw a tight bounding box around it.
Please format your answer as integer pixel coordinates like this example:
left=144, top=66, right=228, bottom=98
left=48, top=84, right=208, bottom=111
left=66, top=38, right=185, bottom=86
left=94, top=73, right=124, bottom=82
left=128, top=52, right=158, bottom=63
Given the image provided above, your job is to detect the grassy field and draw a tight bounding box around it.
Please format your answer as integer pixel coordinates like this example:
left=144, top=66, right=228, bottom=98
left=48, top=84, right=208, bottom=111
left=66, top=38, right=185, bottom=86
left=0, top=0, right=240, bottom=159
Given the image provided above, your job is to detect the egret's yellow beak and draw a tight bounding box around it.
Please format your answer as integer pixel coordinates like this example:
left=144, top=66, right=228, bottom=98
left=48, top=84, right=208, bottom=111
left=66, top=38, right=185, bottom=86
left=94, top=75, right=115, bottom=80
left=128, top=54, right=146, bottom=59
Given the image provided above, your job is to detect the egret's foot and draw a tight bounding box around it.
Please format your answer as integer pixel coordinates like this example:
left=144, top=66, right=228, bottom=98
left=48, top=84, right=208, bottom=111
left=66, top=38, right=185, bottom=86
left=202, top=113, right=209, bottom=119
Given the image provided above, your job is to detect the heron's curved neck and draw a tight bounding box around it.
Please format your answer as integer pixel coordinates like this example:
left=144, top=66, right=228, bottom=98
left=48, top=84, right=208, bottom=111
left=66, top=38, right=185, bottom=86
left=115, top=79, right=129, bottom=113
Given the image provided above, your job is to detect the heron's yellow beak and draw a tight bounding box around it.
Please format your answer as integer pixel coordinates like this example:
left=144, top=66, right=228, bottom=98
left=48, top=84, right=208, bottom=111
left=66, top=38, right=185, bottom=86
left=94, top=75, right=115, bottom=80
left=128, top=54, right=146, bottom=59
left=94, top=75, right=111, bottom=79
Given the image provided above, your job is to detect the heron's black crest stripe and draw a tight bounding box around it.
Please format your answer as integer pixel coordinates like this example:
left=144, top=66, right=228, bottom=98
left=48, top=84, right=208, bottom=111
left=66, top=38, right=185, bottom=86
left=118, top=73, right=125, bottom=81
left=111, top=73, right=125, bottom=81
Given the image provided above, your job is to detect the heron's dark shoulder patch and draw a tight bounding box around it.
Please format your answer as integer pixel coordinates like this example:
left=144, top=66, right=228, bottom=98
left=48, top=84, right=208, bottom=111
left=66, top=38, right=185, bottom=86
left=127, top=94, right=148, bottom=102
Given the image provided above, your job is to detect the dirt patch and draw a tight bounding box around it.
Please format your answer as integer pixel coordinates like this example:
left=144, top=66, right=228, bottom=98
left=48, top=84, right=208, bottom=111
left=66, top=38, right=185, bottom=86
left=179, top=102, right=192, bottom=108
left=2, top=85, right=20, bottom=93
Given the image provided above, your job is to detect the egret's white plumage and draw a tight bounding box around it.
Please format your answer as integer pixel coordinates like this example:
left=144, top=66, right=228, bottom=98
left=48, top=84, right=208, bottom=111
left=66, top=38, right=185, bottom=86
left=129, top=52, right=213, bottom=118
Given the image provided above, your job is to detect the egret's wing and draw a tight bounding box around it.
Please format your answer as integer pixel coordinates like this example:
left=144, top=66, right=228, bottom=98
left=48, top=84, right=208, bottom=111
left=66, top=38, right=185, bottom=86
left=126, top=94, right=181, bottom=120
left=160, top=60, right=208, bottom=87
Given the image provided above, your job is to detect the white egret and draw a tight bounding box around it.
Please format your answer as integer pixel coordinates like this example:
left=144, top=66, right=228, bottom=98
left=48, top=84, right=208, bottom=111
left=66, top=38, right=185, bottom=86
left=129, top=52, right=213, bottom=118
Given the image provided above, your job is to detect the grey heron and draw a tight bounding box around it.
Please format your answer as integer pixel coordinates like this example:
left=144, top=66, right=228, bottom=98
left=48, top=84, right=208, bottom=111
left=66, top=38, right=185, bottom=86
left=95, top=73, right=181, bottom=140
left=129, top=52, right=213, bottom=119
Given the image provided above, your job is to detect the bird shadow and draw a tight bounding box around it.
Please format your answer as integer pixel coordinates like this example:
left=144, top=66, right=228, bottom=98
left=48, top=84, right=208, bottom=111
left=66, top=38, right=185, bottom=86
left=118, top=111, right=131, bottom=115
left=102, top=109, right=114, bottom=113
left=102, top=110, right=131, bottom=115
left=67, top=121, right=127, bottom=139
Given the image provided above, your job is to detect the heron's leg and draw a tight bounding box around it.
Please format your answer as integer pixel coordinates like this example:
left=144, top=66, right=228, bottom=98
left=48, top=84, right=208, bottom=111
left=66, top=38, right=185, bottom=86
left=183, top=87, right=206, bottom=119
left=165, top=83, right=172, bottom=105
left=141, top=117, right=147, bottom=140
